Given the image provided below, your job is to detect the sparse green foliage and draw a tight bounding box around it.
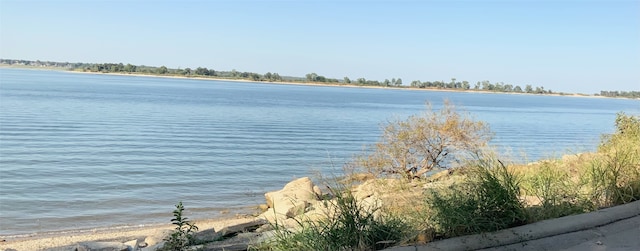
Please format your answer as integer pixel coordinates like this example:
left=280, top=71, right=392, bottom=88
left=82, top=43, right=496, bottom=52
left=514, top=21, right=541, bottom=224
left=160, top=202, right=199, bottom=251
left=261, top=187, right=409, bottom=251
left=520, top=160, right=590, bottom=221
left=157, top=66, right=169, bottom=74
left=519, top=112, right=640, bottom=220
left=586, top=113, right=640, bottom=207
left=427, top=155, right=527, bottom=238
left=354, top=100, right=492, bottom=180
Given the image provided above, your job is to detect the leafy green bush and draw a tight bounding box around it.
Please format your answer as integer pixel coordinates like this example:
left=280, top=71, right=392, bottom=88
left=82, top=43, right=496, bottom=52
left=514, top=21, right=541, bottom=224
left=160, top=202, right=199, bottom=251
left=261, top=187, right=409, bottom=251
left=427, top=156, right=527, bottom=238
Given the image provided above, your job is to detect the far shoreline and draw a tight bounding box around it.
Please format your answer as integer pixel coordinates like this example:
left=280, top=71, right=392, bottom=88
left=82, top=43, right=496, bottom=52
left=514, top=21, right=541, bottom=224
left=0, top=65, right=626, bottom=100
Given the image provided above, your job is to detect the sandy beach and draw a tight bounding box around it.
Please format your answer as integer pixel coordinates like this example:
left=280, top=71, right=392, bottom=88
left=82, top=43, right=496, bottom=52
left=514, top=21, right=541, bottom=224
left=66, top=70, right=608, bottom=98
left=0, top=215, right=256, bottom=251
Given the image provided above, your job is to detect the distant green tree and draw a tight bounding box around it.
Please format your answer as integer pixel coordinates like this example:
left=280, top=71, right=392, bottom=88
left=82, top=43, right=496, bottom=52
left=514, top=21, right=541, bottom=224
left=462, top=81, right=470, bottom=90
left=481, top=81, right=493, bottom=91
left=394, top=78, right=402, bottom=86
left=123, top=64, right=136, bottom=73
left=525, top=85, right=533, bottom=93
left=184, top=68, right=191, bottom=76
left=114, top=63, right=124, bottom=72
left=503, top=84, right=514, bottom=92
left=343, top=77, right=351, bottom=84
left=195, top=67, right=209, bottom=76
left=158, top=66, right=168, bottom=74
left=306, top=73, right=318, bottom=82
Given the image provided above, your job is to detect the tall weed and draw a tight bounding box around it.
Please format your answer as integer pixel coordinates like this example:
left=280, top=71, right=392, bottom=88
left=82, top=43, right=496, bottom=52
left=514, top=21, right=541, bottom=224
left=584, top=113, right=640, bottom=208
left=521, top=161, right=590, bottom=221
left=427, top=155, right=527, bottom=238
left=261, top=187, right=409, bottom=251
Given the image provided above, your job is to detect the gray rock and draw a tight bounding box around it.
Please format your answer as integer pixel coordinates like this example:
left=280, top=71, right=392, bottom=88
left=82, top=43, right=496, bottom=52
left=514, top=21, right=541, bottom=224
left=42, top=246, right=80, bottom=251
left=139, top=241, right=164, bottom=251
left=77, top=241, right=128, bottom=251
left=143, top=229, right=171, bottom=246
left=258, top=208, right=286, bottom=225
left=313, top=185, right=323, bottom=198
left=194, top=227, right=221, bottom=243
left=201, top=232, right=263, bottom=251
left=216, top=218, right=267, bottom=237
left=264, top=177, right=318, bottom=219
left=123, top=239, right=138, bottom=251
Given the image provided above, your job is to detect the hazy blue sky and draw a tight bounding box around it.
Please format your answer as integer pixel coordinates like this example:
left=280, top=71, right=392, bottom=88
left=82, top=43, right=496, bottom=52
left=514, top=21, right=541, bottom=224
left=1, top=0, right=638, bottom=93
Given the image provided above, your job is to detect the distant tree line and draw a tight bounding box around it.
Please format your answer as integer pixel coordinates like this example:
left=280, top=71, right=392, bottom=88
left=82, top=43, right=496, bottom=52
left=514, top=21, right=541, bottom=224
left=409, top=78, right=552, bottom=94
left=2, top=58, right=637, bottom=98
left=341, top=76, right=403, bottom=87
left=598, top=91, right=640, bottom=99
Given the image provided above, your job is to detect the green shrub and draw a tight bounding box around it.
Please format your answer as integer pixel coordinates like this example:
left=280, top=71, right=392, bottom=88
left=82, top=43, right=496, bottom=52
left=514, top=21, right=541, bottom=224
left=427, top=156, right=527, bottom=238
left=584, top=113, right=640, bottom=208
left=160, top=202, right=199, bottom=251
left=261, top=187, right=409, bottom=251
left=521, top=160, right=591, bottom=221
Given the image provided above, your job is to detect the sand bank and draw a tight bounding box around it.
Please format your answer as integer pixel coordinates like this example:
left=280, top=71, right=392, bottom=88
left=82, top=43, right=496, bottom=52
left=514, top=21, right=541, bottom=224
left=0, top=216, right=256, bottom=251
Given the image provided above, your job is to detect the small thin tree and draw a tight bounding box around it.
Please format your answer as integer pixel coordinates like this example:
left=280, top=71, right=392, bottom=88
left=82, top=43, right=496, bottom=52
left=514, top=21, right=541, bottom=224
left=161, top=202, right=199, bottom=251
left=355, top=100, right=492, bottom=180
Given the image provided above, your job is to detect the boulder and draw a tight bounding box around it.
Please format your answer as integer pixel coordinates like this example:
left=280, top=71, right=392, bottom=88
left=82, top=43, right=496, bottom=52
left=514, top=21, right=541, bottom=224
left=143, top=230, right=171, bottom=247
left=140, top=241, right=164, bottom=251
left=313, top=185, right=323, bottom=198
left=285, top=200, right=309, bottom=218
left=194, top=227, right=220, bottom=243
left=76, top=242, right=128, bottom=251
left=202, top=232, right=261, bottom=251
left=265, top=177, right=317, bottom=208
left=43, top=246, right=82, bottom=251
left=264, top=177, right=318, bottom=221
left=216, top=218, right=267, bottom=237
left=123, top=239, right=138, bottom=250
left=258, top=208, right=286, bottom=225
left=352, top=179, right=378, bottom=201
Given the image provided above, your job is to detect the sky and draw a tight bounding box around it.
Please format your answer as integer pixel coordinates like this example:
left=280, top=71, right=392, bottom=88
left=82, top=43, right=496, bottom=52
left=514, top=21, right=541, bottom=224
left=1, top=0, right=638, bottom=94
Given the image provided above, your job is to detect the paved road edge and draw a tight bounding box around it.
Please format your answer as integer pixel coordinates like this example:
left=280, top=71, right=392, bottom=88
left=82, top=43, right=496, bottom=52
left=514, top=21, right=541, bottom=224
left=385, top=200, right=640, bottom=251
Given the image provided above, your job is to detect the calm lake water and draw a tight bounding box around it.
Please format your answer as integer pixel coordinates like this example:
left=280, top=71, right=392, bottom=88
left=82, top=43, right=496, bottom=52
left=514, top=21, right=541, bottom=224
left=0, top=68, right=638, bottom=235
